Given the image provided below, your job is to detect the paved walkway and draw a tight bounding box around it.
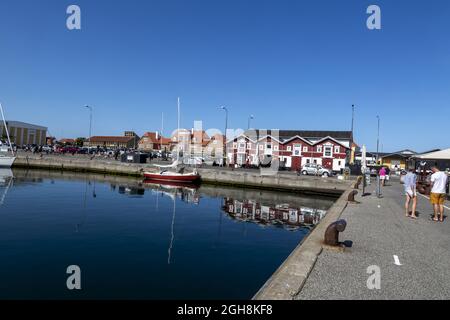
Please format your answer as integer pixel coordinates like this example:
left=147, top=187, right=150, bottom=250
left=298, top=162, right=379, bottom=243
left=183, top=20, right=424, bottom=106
left=297, top=177, right=450, bottom=300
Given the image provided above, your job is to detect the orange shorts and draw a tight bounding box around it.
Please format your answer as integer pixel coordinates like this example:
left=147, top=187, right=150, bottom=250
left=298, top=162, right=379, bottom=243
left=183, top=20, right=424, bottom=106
left=430, top=193, right=446, bottom=205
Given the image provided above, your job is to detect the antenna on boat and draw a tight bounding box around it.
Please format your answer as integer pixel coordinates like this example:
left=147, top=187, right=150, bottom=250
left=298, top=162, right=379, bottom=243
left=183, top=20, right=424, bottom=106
left=0, top=102, right=15, bottom=157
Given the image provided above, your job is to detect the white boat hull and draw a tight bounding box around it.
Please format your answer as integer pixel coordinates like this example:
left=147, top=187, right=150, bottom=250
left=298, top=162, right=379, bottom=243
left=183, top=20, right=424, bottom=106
left=0, top=156, right=16, bottom=168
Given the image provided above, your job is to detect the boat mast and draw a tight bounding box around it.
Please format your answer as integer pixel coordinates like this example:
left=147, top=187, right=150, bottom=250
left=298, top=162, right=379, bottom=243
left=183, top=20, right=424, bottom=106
left=160, top=112, right=164, bottom=153
left=0, top=103, right=15, bottom=157
left=177, top=97, right=180, bottom=161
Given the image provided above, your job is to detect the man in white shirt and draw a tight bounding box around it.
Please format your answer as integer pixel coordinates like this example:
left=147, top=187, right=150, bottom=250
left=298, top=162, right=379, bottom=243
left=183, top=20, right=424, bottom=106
left=430, top=166, right=448, bottom=222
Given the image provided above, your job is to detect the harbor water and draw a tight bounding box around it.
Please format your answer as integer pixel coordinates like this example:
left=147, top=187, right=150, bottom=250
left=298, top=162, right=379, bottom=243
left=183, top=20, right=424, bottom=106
left=0, top=169, right=336, bottom=299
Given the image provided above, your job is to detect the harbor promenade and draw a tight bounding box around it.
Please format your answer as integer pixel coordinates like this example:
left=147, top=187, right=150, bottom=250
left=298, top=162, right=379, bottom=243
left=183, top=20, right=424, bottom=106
left=297, top=176, right=450, bottom=300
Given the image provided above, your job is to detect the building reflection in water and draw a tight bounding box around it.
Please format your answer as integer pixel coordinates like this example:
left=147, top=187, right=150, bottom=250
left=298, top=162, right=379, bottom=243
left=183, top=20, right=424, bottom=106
left=222, top=198, right=326, bottom=231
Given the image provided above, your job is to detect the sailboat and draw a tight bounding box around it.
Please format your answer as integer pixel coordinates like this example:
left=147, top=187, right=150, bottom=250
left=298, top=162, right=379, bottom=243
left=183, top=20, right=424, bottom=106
left=0, top=103, right=16, bottom=168
left=144, top=98, right=200, bottom=183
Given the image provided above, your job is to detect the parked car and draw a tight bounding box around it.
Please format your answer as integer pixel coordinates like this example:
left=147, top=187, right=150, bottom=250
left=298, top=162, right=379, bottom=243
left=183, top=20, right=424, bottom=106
left=182, top=157, right=204, bottom=166
left=41, top=145, right=53, bottom=153
left=61, top=146, right=79, bottom=154
left=298, top=163, right=332, bottom=177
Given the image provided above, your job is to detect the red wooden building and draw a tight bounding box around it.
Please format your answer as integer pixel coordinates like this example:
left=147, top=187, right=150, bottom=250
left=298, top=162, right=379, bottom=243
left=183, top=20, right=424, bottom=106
left=227, top=130, right=352, bottom=172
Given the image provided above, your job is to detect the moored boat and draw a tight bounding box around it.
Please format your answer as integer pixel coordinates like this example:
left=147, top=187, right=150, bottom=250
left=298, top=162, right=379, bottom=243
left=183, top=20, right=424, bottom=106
left=0, top=102, right=16, bottom=168
left=143, top=170, right=201, bottom=183
left=143, top=97, right=201, bottom=184
left=0, top=156, right=15, bottom=168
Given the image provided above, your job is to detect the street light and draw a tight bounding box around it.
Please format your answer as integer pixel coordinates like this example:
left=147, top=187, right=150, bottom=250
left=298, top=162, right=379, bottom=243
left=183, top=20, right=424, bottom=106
left=376, top=115, right=380, bottom=163
left=85, top=105, right=93, bottom=148
left=219, top=106, right=228, bottom=166
left=248, top=114, right=254, bottom=130
left=376, top=115, right=381, bottom=198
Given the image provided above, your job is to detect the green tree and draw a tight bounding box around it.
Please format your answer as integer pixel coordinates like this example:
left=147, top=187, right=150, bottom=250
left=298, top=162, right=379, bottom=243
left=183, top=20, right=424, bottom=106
left=75, top=137, right=86, bottom=147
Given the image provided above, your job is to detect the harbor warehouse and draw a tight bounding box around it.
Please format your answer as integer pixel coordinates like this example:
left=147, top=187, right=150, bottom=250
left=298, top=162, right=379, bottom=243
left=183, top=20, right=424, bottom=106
left=0, top=121, right=47, bottom=145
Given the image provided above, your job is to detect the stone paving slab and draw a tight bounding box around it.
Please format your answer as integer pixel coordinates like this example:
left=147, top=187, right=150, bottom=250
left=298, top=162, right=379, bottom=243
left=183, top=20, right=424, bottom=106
left=297, top=177, right=450, bottom=300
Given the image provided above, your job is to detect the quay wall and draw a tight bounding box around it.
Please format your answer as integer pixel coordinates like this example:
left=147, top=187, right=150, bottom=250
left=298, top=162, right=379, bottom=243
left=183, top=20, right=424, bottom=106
left=12, top=155, right=353, bottom=195
left=253, top=188, right=351, bottom=300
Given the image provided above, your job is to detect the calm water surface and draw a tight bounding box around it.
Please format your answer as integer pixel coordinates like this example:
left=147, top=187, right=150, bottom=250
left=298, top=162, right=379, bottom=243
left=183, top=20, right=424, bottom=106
left=0, top=169, right=335, bottom=299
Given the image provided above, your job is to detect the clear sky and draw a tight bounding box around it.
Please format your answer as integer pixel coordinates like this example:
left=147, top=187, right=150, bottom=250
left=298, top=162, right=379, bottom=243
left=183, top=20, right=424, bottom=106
left=0, top=0, right=449, bottom=152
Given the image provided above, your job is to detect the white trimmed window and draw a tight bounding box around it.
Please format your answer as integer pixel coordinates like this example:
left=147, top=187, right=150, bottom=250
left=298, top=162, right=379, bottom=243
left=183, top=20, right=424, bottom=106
left=247, top=143, right=251, bottom=149
left=303, top=146, right=308, bottom=152
left=324, top=146, right=332, bottom=158
left=287, top=146, right=292, bottom=151
left=233, top=143, right=237, bottom=149
left=293, top=144, right=301, bottom=156
left=259, top=144, right=264, bottom=151
left=274, top=145, right=279, bottom=151
left=334, top=146, right=340, bottom=153
left=317, top=146, right=322, bottom=152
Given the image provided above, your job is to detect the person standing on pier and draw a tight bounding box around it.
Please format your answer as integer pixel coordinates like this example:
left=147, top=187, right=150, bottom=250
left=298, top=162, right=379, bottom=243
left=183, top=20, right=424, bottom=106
left=404, top=168, right=417, bottom=219
left=430, top=166, right=448, bottom=222
left=379, top=167, right=387, bottom=186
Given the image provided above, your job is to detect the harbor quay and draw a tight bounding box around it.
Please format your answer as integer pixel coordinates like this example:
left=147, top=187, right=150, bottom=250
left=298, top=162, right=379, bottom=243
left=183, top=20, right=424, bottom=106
left=295, top=176, right=450, bottom=300
left=254, top=175, right=450, bottom=300
left=11, top=153, right=353, bottom=195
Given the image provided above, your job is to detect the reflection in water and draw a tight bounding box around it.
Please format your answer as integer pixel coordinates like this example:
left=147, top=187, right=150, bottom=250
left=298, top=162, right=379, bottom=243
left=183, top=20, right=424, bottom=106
left=117, top=185, right=145, bottom=197
left=143, top=180, right=200, bottom=205
left=142, top=180, right=200, bottom=264
left=222, top=198, right=326, bottom=231
left=0, top=168, right=13, bottom=206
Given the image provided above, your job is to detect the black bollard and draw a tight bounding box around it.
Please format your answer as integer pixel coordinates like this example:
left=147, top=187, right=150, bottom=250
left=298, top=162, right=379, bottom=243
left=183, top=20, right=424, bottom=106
left=324, top=219, right=347, bottom=246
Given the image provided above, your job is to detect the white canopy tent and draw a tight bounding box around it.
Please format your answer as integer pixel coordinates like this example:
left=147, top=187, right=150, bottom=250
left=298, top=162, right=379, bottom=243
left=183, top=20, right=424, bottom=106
left=413, top=148, right=450, bottom=160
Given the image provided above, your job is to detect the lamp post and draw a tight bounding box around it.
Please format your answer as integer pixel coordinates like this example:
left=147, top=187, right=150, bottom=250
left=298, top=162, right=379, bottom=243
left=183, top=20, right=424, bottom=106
left=376, top=115, right=380, bottom=163
left=85, top=105, right=93, bottom=148
left=376, top=115, right=381, bottom=198
left=247, top=114, right=254, bottom=130
left=219, top=106, right=228, bottom=166
left=351, top=105, right=355, bottom=134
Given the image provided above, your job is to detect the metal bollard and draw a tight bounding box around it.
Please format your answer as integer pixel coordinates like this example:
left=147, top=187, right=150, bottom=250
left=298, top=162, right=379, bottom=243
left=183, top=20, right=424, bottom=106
left=347, top=190, right=358, bottom=202
left=324, top=219, right=347, bottom=246
left=353, top=176, right=362, bottom=189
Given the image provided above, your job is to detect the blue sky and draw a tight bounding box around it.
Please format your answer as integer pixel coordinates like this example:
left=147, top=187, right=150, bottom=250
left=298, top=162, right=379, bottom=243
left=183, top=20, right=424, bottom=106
left=0, top=0, right=449, bottom=152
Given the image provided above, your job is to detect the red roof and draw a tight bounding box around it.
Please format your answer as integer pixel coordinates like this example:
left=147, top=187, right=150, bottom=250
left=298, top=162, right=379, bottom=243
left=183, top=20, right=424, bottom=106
left=141, top=132, right=171, bottom=144
left=87, top=136, right=134, bottom=143
left=59, top=138, right=75, bottom=143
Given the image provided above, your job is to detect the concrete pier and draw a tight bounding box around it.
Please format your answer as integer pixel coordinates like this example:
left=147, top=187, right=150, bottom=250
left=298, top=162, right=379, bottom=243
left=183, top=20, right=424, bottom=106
left=296, top=177, right=450, bottom=300
left=254, top=176, right=450, bottom=300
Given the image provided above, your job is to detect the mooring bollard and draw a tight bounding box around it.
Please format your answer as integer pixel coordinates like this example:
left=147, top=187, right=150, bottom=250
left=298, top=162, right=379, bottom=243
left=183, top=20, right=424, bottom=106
left=324, top=219, right=347, bottom=246
left=347, top=190, right=358, bottom=202
left=353, top=176, right=362, bottom=189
